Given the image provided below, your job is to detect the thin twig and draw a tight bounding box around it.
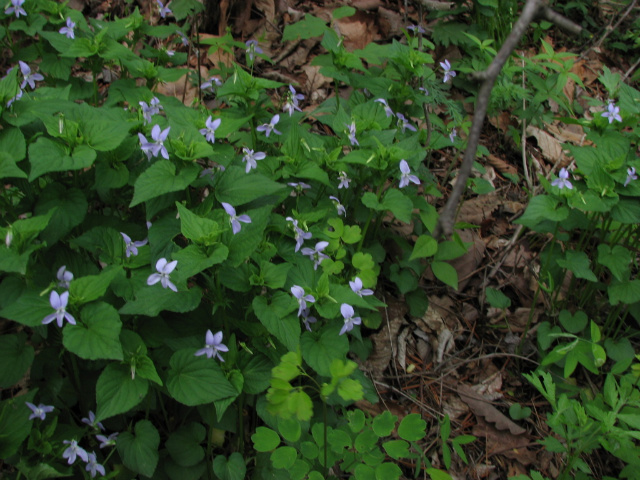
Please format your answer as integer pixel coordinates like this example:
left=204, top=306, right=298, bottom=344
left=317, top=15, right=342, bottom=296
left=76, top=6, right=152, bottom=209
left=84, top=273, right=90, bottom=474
left=622, top=55, right=640, bottom=83
left=591, top=0, right=637, bottom=52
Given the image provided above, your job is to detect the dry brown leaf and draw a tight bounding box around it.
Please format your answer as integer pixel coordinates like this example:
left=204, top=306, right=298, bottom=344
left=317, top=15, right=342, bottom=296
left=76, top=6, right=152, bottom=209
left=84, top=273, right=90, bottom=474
left=447, top=229, right=486, bottom=292
left=456, top=193, right=501, bottom=225
left=362, top=299, right=407, bottom=378
left=525, top=125, right=564, bottom=162
left=473, top=416, right=536, bottom=465
left=458, top=384, right=526, bottom=436
left=486, top=154, right=517, bottom=175
left=335, top=11, right=377, bottom=51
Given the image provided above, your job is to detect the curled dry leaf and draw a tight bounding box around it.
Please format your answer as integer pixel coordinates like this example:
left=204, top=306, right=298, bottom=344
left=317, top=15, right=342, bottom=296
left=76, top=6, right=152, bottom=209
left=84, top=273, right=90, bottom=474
left=457, top=384, right=526, bottom=436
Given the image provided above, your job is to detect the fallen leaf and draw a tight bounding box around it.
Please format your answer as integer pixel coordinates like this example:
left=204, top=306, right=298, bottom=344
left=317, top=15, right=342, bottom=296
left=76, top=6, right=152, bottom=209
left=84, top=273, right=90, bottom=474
left=458, top=384, right=526, bottom=436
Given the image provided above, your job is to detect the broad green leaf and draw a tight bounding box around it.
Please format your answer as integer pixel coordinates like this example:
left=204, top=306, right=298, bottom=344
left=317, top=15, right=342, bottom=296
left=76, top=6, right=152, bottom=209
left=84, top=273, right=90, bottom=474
left=166, top=349, right=238, bottom=406
left=337, top=378, right=364, bottom=401
left=130, top=160, right=199, bottom=207
left=0, top=291, right=53, bottom=327
left=226, top=205, right=272, bottom=267
left=397, top=413, right=426, bottom=442
left=277, top=416, right=301, bottom=443
left=598, top=244, right=631, bottom=282
left=166, top=423, right=206, bottom=467
left=558, top=309, right=588, bottom=334
left=34, top=184, right=87, bottom=246
left=608, top=280, right=640, bottom=305
left=175, top=202, right=224, bottom=245
left=372, top=410, right=397, bottom=437
left=410, top=235, right=438, bottom=260
left=238, top=353, right=273, bottom=394
left=375, top=462, right=402, bottom=480
left=252, top=427, right=280, bottom=452
left=557, top=250, right=597, bottom=282
left=282, top=14, right=328, bottom=41
left=72, top=103, right=132, bottom=151
left=426, top=468, right=453, bottom=480
left=0, top=244, right=43, bottom=275
left=0, top=333, right=34, bottom=388
left=119, top=286, right=202, bottom=316
left=381, top=188, right=413, bottom=223
left=383, top=440, right=409, bottom=460
left=271, top=446, right=297, bottom=469
left=96, top=363, right=149, bottom=421
left=0, top=152, right=26, bottom=179
left=261, top=262, right=292, bottom=289
left=117, top=420, right=160, bottom=478
left=332, top=6, right=356, bottom=19
left=253, top=293, right=299, bottom=351
left=0, top=390, right=36, bottom=458
left=172, top=244, right=229, bottom=280
left=485, top=288, right=511, bottom=309
left=215, top=166, right=285, bottom=206
left=28, top=138, right=96, bottom=180
left=515, top=195, right=568, bottom=229
left=212, top=453, right=246, bottom=480
left=300, top=327, right=349, bottom=377
left=0, top=128, right=26, bottom=178
left=63, top=302, right=123, bottom=361
left=11, top=210, right=54, bottom=245
left=431, top=261, right=458, bottom=289
left=69, top=266, right=122, bottom=305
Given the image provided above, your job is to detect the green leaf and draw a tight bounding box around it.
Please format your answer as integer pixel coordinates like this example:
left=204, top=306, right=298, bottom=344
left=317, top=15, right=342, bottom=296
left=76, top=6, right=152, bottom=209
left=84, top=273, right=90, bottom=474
left=375, top=462, right=402, bottom=480
left=509, top=404, right=532, bottom=420
left=0, top=152, right=26, bottom=179
left=300, top=327, right=349, bottom=377
left=172, top=244, right=229, bottom=279
left=28, top=139, right=96, bottom=180
left=426, top=468, right=453, bottom=480
left=431, top=261, right=458, bottom=289
left=397, top=413, right=426, bottom=442
left=96, top=363, right=149, bottom=421
left=176, top=202, right=224, bottom=245
left=381, top=188, right=413, bottom=223
left=382, top=440, right=409, bottom=460
left=119, top=286, right=202, bottom=316
left=556, top=250, right=597, bottom=282
left=215, top=166, right=285, bottom=206
left=34, top=184, right=88, bottom=246
left=166, top=349, right=238, bottom=406
left=598, top=244, right=631, bottom=282
left=226, top=205, right=273, bottom=266
left=282, top=14, right=327, bottom=42
left=253, top=293, right=300, bottom=351
left=0, top=390, right=36, bottom=458
left=130, top=160, right=199, bottom=207
left=69, top=266, right=122, bottom=305
left=261, top=262, right=292, bottom=289
left=0, top=290, right=54, bottom=327
left=238, top=354, right=272, bottom=394
left=608, top=280, right=640, bottom=305
left=410, top=235, right=438, bottom=260
left=332, top=6, right=356, bottom=19
left=166, top=423, right=206, bottom=467
left=63, top=302, right=123, bottom=361
left=337, top=378, right=364, bottom=401
left=277, top=416, right=302, bottom=443
left=271, top=446, right=297, bottom=469
left=0, top=128, right=26, bottom=178
left=212, top=453, right=247, bottom=480
left=117, top=420, right=160, bottom=478
left=372, top=410, right=397, bottom=437
left=515, top=195, right=568, bottom=228
left=485, top=288, right=511, bottom=309
left=252, top=427, right=280, bottom=452
left=0, top=333, right=34, bottom=388
left=558, top=309, right=588, bottom=334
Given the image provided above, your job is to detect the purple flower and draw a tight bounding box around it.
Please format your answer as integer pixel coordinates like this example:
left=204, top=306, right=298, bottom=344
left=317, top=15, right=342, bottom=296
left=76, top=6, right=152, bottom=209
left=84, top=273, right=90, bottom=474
left=286, top=217, right=312, bottom=252
left=440, top=59, right=456, bottom=83
left=96, top=432, right=118, bottom=448
left=201, top=76, right=222, bottom=94
left=138, top=124, right=170, bottom=160
left=59, top=17, right=75, bottom=39
left=56, top=265, right=73, bottom=289
left=120, top=232, right=147, bottom=257
left=81, top=411, right=105, bottom=431
left=399, top=159, right=420, bottom=188
left=242, top=147, right=266, bottom=173
left=349, top=277, right=374, bottom=297
left=283, top=84, right=304, bottom=116
left=375, top=98, right=394, bottom=117
left=147, top=258, right=178, bottom=292
left=396, top=113, right=417, bottom=133
left=291, top=285, right=315, bottom=317
left=26, top=402, right=54, bottom=421
left=19, top=61, right=43, bottom=90
left=419, top=87, right=429, bottom=96
left=221, top=202, right=251, bottom=234
left=245, top=40, right=263, bottom=62
left=157, top=0, right=172, bottom=18
left=199, top=116, right=221, bottom=144
left=338, top=171, right=350, bottom=189
left=256, top=114, right=282, bottom=137
left=329, top=196, right=346, bottom=216
left=288, top=181, right=311, bottom=191
left=62, top=440, right=89, bottom=465
left=301, top=307, right=317, bottom=332
left=6, top=89, right=23, bottom=107
left=624, top=167, right=637, bottom=187
left=194, top=330, right=229, bottom=361
left=551, top=167, right=573, bottom=190
left=301, top=241, right=329, bottom=270
left=407, top=24, right=426, bottom=34
left=346, top=121, right=359, bottom=146
left=42, top=291, right=76, bottom=328
left=5, top=0, right=26, bottom=18
left=176, top=30, right=189, bottom=46
left=200, top=164, right=225, bottom=180
left=85, top=452, right=106, bottom=478
left=139, top=97, right=162, bottom=125
left=602, top=101, right=622, bottom=124
left=339, top=303, right=361, bottom=335
left=449, top=128, right=457, bottom=143
left=166, top=49, right=175, bottom=57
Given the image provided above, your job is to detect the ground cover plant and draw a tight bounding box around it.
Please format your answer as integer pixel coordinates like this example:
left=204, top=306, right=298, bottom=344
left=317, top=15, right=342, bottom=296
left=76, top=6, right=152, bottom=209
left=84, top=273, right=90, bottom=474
left=0, top=0, right=639, bottom=479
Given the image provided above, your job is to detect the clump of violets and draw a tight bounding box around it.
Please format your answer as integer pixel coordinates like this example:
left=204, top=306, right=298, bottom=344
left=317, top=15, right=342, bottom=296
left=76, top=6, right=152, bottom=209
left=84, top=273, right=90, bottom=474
left=242, top=147, right=266, bottom=173
left=339, top=304, right=361, bottom=335
left=139, top=124, right=170, bottom=160
left=26, top=402, right=54, bottom=421
left=120, top=232, right=147, bottom=257
left=57, top=265, right=73, bottom=289
left=551, top=167, right=573, bottom=190
left=338, top=171, right=351, bottom=189
left=301, top=241, right=329, bottom=270
left=42, top=291, right=76, bottom=327
left=286, top=217, right=312, bottom=252
left=291, top=285, right=315, bottom=317
left=199, top=116, right=221, bottom=144
left=139, top=97, right=163, bottom=125
left=157, top=0, right=172, bottom=18
left=399, top=159, right=420, bottom=188
left=375, top=98, right=394, bottom=117
left=5, top=0, right=26, bottom=18
left=346, top=121, right=358, bottom=146
left=19, top=61, right=43, bottom=90
left=349, top=277, right=374, bottom=297
left=245, top=40, right=263, bottom=62
left=256, top=114, right=281, bottom=137
left=624, top=167, right=637, bottom=187
left=602, top=100, right=622, bottom=124
left=221, top=202, right=251, bottom=234
left=283, top=84, right=304, bottom=116
left=59, top=17, right=76, bottom=39
left=147, top=258, right=178, bottom=292
left=194, top=330, right=229, bottom=361
left=440, top=59, right=456, bottom=83
left=62, top=439, right=88, bottom=465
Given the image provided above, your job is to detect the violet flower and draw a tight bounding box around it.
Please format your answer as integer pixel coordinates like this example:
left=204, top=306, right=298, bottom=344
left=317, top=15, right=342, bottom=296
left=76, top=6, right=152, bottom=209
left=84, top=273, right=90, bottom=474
left=440, top=59, right=456, bottom=83
left=624, top=167, right=637, bottom=187
left=346, top=121, right=359, bottom=146
left=96, top=432, right=118, bottom=448
left=56, top=265, right=73, bottom=289
left=176, top=30, right=189, bottom=46
left=138, top=124, right=170, bottom=160
left=283, top=84, right=304, bottom=116
left=349, top=277, right=374, bottom=297
left=19, top=61, right=43, bottom=90
left=242, top=147, right=266, bottom=173
left=59, top=17, right=76, bottom=39
left=194, top=329, right=229, bottom=361
left=5, top=0, right=26, bottom=18
left=291, top=285, right=315, bottom=317
left=221, top=202, right=251, bottom=234
left=407, top=25, right=426, bottom=34
left=120, top=232, right=147, bottom=257
left=157, top=0, right=172, bottom=18
left=62, top=440, right=89, bottom=465
left=329, top=196, right=346, bottom=216
left=139, top=97, right=162, bottom=125
left=301, top=241, right=329, bottom=270
left=339, top=303, right=361, bottom=335
left=396, top=113, right=417, bottom=133
left=449, top=128, right=457, bottom=143
left=200, top=116, right=221, bottom=144
left=147, top=258, right=178, bottom=292
left=42, top=291, right=76, bottom=328
left=85, top=452, right=106, bottom=478
left=551, top=168, right=573, bottom=190
left=286, top=217, right=312, bottom=252
left=6, top=89, right=23, bottom=107
left=256, top=114, right=282, bottom=137
left=288, top=181, right=311, bottom=191
left=81, top=411, right=105, bottom=431
left=301, top=307, right=317, bottom=332
left=399, top=159, right=420, bottom=188
left=201, top=76, right=222, bottom=94
left=602, top=101, right=622, bottom=124
left=245, top=40, right=263, bottom=62
left=375, top=98, right=394, bottom=117
left=26, top=402, right=54, bottom=421
left=338, top=171, right=350, bottom=189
